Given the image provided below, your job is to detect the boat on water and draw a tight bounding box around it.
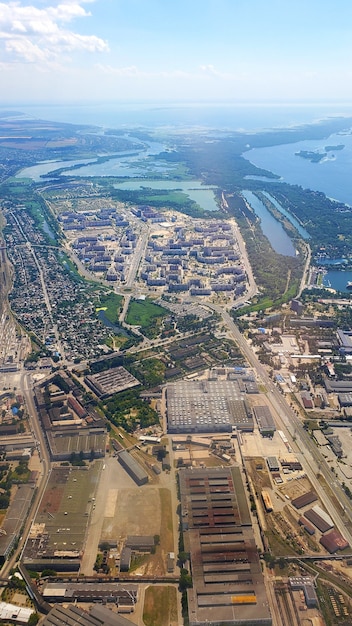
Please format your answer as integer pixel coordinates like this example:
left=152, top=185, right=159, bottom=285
left=346, top=281, right=352, bottom=290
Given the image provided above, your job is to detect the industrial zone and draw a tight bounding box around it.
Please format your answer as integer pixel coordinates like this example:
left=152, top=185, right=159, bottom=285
left=2, top=114, right=352, bottom=626
left=0, top=359, right=348, bottom=626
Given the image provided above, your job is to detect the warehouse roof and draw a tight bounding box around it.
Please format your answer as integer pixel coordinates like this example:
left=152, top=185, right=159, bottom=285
left=118, top=450, right=148, bottom=485
left=320, top=530, right=349, bottom=554
left=179, top=467, right=271, bottom=626
left=0, top=602, right=34, bottom=624
left=291, top=491, right=318, bottom=510
left=167, top=380, right=253, bottom=434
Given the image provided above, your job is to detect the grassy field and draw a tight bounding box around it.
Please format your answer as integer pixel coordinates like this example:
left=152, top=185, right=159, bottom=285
left=126, top=298, right=168, bottom=326
left=126, top=299, right=168, bottom=338
left=61, top=253, right=83, bottom=282
left=143, top=586, right=178, bottom=626
left=97, top=292, right=123, bottom=324
left=144, top=190, right=195, bottom=205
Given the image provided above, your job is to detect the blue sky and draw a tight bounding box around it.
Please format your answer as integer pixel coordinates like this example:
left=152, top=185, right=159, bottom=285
left=1, top=0, right=352, bottom=104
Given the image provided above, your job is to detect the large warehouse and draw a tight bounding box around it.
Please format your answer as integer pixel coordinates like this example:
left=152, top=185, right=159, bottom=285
left=85, top=366, right=140, bottom=399
left=166, top=379, right=253, bottom=433
left=179, top=466, right=271, bottom=626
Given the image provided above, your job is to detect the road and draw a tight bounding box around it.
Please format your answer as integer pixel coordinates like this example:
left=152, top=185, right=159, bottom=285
left=209, top=304, right=352, bottom=547
left=125, top=223, right=149, bottom=289
left=264, top=570, right=281, bottom=626
left=10, top=212, right=65, bottom=360
left=0, top=187, right=341, bottom=626
left=0, top=370, right=51, bottom=579
left=298, top=240, right=312, bottom=297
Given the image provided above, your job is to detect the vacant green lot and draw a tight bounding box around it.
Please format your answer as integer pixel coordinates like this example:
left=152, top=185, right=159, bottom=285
left=126, top=299, right=168, bottom=338
left=97, top=292, right=123, bottom=324
left=143, top=586, right=178, bottom=626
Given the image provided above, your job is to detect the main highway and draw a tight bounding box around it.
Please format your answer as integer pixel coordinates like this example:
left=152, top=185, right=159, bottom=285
left=210, top=304, right=352, bottom=547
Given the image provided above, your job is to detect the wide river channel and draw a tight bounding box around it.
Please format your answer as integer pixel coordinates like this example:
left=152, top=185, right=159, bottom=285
left=16, top=136, right=219, bottom=212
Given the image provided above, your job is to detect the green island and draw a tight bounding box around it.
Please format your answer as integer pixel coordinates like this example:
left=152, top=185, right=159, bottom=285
left=325, top=144, right=344, bottom=151
left=295, top=144, right=344, bottom=162
left=295, top=150, right=327, bottom=162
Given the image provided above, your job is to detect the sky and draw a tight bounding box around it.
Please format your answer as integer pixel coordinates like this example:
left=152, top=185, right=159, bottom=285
left=1, top=0, right=352, bottom=104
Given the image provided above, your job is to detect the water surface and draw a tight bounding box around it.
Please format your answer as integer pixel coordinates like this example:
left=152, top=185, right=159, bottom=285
left=323, top=270, right=352, bottom=293
left=244, top=130, right=352, bottom=206
left=115, top=180, right=219, bottom=212
left=16, top=136, right=169, bottom=182
left=261, top=191, right=311, bottom=240
left=242, top=190, right=296, bottom=256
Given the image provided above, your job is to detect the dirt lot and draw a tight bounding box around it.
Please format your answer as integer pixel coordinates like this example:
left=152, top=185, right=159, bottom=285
left=246, top=457, right=272, bottom=492
left=101, top=485, right=174, bottom=576
left=279, top=477, right=313, bottom=500
left=102, top=487, right=161, bottom=540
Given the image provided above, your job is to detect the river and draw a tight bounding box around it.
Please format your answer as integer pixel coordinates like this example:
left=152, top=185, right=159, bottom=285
left=16, top=136, right=170, bottom=182
left=261, top=191, right=311, bottom=240
left=242, top=190, right=296, bottom=257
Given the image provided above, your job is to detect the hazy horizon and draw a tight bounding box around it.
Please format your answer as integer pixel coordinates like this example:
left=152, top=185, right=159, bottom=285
left=3, top=100, right=352, bottom=132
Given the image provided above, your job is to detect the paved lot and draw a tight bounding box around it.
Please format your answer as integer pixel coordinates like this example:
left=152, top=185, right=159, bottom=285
left=241, top=429, right=295, bottom=460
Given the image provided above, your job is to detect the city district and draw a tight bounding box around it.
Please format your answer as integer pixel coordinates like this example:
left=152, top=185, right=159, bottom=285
left=1, top=114, right=352, bottom=626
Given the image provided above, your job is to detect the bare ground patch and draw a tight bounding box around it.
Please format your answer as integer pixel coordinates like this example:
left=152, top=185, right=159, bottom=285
left=102, top=487, right=161, bottom=541
left=245, top=457, right=272, bottom=492
left=143, top=586, right=178, bottom=626
left=101, top=486, right=175, bottom=577
left=280, top=477, right=313, bottom=500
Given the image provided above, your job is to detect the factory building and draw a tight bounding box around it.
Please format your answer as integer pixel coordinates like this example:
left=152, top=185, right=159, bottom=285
left=118, top=450, right=148, bottom=486
left=166, top=380, right=253, bottom=434
left=289, top=577, right=318, bottom=608
left=179, top=467, right=271, bottom=626
left=253, top=405, right=276, bottom=436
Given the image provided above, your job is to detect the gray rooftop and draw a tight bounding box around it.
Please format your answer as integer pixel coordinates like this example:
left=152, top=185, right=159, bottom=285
left=39, top=603, right=136, bottom=626
left=167, top=380, right=253, bottom=433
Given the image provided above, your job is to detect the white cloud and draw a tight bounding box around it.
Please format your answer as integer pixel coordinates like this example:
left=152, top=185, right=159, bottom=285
left=0, top=1, right=108, bottom=65
left=94, top=64, right=220, bottom=81
left=95, top=64, right=140, bottom=76
left=200, top=64, right=218, bottom=75
left=5, top=36, right=48, bottom=63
